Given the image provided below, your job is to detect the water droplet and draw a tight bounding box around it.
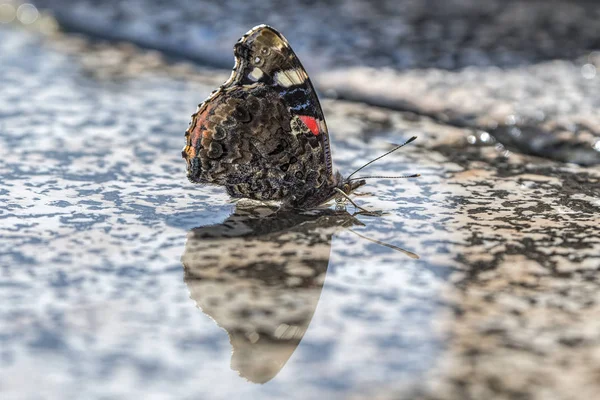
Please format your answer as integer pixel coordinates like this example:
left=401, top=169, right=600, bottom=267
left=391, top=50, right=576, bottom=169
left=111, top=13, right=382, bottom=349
left=467, top=135, right=477, bottom=144
left=479, top=131, right=491, bottom=143
left=593, top=140, right=600, bottom=152
left=505, top=115, right=517, bottom=125
left=17, top=4, right=38, bottom=25
left=581, top=64, right=596, bottom=79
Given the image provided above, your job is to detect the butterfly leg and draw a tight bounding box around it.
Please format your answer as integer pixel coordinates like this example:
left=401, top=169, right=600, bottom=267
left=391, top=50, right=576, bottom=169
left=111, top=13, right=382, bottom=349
left=333, top=188, right=383, bottom=216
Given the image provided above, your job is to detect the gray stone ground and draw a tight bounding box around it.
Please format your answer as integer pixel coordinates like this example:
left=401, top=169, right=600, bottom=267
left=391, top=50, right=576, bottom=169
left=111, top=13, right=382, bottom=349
left=1, top=2, right=600, bottom=400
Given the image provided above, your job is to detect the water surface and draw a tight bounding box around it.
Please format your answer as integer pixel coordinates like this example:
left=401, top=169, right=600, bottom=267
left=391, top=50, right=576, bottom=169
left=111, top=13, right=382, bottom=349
left=2, top=25, right=600, bottom=400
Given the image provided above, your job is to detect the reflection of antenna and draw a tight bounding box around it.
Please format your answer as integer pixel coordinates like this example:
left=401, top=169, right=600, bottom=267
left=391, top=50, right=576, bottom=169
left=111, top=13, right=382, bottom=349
left=339, top=218, right=420, bottom=259
left=348, top=229, right=420, bottom=259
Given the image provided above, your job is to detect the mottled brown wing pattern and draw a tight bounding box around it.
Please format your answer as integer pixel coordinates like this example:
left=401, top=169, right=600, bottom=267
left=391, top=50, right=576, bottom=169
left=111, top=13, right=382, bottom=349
left=182, top=25, right=338, bottom=208
left=183, top=84, right=329, bottom=204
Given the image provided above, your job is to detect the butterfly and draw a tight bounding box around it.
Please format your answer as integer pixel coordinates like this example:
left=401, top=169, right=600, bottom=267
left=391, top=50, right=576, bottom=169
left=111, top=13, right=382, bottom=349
left=182, top=25, right=418, bottom=214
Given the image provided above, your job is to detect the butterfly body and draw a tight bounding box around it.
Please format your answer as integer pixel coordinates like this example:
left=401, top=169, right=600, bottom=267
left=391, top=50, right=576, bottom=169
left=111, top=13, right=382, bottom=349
left=183, top=25, right=366, bottom=209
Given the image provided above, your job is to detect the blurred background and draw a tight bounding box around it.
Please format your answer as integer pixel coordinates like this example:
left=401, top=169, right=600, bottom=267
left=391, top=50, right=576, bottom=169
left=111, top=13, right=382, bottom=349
left=10, top=0, right=600, bottom=164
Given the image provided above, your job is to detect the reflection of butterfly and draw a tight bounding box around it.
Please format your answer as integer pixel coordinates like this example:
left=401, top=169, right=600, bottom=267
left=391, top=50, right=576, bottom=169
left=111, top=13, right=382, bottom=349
left=182, top=203, right=418, bottom=383
left=182, top=205, right=361, bottom=383
left=182, top=25, right=417, bottom=212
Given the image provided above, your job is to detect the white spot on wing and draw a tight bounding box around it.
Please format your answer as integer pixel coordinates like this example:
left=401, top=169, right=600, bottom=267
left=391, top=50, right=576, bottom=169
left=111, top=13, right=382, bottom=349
left=249, top=67, right=263, bottom=81
left=319, top=119, right=327, bottom=133
left=275, top=71, right=293, bottom=87
left=275, top=69, right=306, bottom=87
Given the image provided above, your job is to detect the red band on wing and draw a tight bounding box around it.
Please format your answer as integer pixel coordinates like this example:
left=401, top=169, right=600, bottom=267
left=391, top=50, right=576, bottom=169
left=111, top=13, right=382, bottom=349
left=299, top=115, right=320, bottom=136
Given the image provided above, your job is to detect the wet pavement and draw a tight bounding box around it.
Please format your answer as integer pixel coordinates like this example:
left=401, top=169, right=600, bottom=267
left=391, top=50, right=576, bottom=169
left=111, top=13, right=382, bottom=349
left=1, top=4, right=600, bottom=400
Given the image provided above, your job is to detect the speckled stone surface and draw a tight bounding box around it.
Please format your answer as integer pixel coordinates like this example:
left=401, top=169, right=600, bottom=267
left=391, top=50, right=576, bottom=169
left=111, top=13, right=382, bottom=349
left=1, top=17, right=600, bottom=400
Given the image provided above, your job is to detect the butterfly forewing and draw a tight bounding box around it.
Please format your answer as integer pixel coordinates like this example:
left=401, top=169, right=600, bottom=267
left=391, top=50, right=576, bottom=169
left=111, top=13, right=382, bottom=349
left=231, top=25, right=333, bottom=177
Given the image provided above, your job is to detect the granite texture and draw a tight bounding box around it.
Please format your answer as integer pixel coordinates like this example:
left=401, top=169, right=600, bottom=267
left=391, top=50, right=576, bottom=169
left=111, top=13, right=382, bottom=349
left=1, top=7, right=600, bottom=400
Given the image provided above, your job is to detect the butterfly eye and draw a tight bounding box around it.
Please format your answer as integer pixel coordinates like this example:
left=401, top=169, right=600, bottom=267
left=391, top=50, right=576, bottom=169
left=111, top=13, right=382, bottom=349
left=260, top=47, right=270, bottom=56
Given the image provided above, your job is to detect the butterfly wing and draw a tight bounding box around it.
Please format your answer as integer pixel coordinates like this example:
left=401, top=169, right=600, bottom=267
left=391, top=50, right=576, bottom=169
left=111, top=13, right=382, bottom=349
left=183, top=25, right=335, bottom=207
left=231, top=25, right=333, bottom=178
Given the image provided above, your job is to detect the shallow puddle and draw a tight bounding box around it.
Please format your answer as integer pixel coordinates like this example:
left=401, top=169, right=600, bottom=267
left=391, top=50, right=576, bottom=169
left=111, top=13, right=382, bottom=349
left=2, top=25, right=600, bottom=400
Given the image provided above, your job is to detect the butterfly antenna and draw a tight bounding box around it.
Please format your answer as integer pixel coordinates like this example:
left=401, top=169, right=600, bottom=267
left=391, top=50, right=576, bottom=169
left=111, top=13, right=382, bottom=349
left=346, top=136, right=417, bottom=180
